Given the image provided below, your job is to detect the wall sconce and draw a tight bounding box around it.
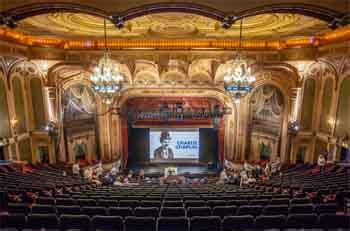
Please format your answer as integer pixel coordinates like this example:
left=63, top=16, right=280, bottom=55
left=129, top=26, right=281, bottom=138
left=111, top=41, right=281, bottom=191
left=10, top=118, right=18, bottom=135
left=288, top=120, right=300, bottom=134
left=38, top=60, right=49, bottom=75
left=328, top=118, right=336, bottom=134
left=0, top=138, right=9, bottom=146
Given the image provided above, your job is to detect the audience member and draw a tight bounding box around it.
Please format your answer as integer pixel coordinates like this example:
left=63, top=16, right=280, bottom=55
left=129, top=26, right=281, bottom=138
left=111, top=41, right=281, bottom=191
left=72, top=162, right=80, bottom=176
left=318, top=153, right=326, bottom=174
left=271, top=156, right=282, bottom=175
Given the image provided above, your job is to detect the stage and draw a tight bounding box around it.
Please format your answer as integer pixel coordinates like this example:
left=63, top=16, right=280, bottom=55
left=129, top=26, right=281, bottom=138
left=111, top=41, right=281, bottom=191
left=127, top=162, right=220, bottom=178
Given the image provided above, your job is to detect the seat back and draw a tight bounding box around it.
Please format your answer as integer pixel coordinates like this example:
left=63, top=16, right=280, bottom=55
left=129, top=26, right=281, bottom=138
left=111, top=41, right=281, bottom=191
left=158, top=217, right=189, bottom=231
left=222, top=215, right=255, bottom=230
left=212, top=206, right=237, bottom=218
left=31, top=204, right=56, bottom=214
left=91, top=215, right=123, bottom=230
left=81, top=206, right=107, bottom=216
left=289, top=204, right=314, bottom=214
left=255, top=215, right=286, bottom=229
left=134, top=207, right=159, bottom=217
left=26, top=214, right=59, bottom=229
left=319, top=214, right=349, bottom=229
left=60, top=214, right=91, bottom=229
left=109, top=206, right=133, bottom=217
left=160, top=207, right=186, bottom=217
left=125, top=216, right=156, bottom=231
left=190, top=216, right=221, bottom=231
left=187, top=207, right=211, bottom=217
left=1, top=214, right=26, bottom=229
left=263, top=205, right=289, bottom=215
left=286, top=214, right=318, bottom=228
left=237, top=205, right=263, bottom=216
left=56, top=205, right=81, bottom=215
left=314, top=203, right=337, bottom=214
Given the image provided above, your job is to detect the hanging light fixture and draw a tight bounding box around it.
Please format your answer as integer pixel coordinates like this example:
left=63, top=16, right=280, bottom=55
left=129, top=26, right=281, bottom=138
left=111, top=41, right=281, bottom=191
left=224, top=19, right=256, bottom=103
left=90, top=19, right=124, bottom=104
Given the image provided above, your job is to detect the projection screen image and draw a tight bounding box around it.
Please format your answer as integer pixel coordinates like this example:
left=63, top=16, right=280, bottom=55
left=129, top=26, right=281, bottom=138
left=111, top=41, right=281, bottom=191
left=149, top=128, right=199, bottom=162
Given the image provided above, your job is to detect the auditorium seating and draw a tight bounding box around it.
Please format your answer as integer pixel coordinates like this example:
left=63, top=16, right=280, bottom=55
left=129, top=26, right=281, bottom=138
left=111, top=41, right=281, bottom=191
left=1, top=163, right=349, bottom=230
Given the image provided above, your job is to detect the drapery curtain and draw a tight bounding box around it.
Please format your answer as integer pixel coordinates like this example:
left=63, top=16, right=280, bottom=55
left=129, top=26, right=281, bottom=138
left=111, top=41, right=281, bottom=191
left=63, top=84, right=96, bottom=121
left=250, top=85, right=283, bottom=121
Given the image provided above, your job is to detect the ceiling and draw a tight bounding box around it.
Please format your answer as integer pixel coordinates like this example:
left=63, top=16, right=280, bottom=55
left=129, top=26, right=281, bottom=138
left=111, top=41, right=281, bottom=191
left=16, top=12, right=330, bottom=40
left=2, top=0, right=348, bottom=15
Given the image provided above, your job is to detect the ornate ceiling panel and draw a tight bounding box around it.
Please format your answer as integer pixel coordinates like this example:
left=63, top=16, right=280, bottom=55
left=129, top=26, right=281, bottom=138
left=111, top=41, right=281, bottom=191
left=16, top=12, right=329, bottom=40
left=3, top=0, right=347, bottom=16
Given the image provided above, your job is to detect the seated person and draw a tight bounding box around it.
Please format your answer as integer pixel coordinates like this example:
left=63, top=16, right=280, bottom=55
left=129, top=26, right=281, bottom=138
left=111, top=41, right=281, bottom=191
left=72, top=162, right=80, bottom=176
left=138, top=169, right=145, bottom=181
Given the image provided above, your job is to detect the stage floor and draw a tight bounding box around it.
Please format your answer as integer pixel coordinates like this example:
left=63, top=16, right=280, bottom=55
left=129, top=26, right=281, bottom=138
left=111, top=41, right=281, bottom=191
left=128, top=162, right=219, bottom=177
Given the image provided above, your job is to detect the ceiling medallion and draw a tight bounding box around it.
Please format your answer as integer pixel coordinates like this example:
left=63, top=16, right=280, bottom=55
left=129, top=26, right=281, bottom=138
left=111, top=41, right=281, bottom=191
left=90, top=19, right=124, bottom=104
left=224, top=19, right=256, bottom=103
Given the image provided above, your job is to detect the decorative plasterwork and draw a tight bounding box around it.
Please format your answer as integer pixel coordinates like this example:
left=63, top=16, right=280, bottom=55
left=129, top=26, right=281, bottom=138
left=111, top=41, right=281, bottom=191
left=17, top=12, right=329, bottom=40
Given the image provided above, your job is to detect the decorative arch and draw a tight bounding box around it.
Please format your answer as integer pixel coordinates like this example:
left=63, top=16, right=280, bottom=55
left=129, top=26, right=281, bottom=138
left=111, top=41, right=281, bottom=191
left=247, top=76, right=290, bottom=161
left=248, top=84, right=285, bottom=161
left=4, top=2, right=341, bottom=26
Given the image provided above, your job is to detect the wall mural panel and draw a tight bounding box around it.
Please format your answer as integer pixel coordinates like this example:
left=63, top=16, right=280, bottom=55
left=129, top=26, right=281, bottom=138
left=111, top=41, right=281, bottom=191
left=301, top=79, right=315, bottom=130
left=30, top=78, right=46, bottom=129
left=319, top=78, right=333, bottom=133
left=13, top=77, right=27, bottom=133
left=336, top=77, right=350, bottom=137
left=0, top=79, right=11, bottom=138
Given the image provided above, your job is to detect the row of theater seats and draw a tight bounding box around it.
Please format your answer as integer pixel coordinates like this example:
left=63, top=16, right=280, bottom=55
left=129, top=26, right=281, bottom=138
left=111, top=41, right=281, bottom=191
left=0, top=165, right=88, bottom=191
left=7, top=203, right=340, bottom=217
left=31, top=196, right=317, bottom=207
left=1, top=213, right=349, bottom=230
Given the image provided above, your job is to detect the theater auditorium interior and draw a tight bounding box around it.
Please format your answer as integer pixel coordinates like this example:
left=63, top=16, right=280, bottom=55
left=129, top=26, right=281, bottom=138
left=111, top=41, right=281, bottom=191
left=0, top=0, right=350, bottom=230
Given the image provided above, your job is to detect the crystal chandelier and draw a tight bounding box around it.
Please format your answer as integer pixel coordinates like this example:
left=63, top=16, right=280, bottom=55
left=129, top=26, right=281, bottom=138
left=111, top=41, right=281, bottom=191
left=90, top=19, right=123, bottom=104
left=224, top=19, right=256, bottom=103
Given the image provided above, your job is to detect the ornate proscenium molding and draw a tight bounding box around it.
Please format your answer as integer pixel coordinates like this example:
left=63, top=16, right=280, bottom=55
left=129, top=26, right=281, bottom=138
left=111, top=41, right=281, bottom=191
left=121, top=102, right=231, bottom=122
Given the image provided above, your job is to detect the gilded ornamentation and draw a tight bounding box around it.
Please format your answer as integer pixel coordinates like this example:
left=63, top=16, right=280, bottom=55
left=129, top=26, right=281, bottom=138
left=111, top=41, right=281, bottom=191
left=17, top=13, right=329, bottom=40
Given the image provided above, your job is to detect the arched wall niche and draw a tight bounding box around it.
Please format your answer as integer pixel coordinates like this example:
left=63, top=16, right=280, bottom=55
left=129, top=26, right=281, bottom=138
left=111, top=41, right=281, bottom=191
left=300, top=78, right=316, bottom=131
left=244, top=73, right=291, bottom=162
left=319, top=78, right=334, bottom=133
left=8, top=59, right=47, bottom=131
left=61, top=83, right=98, bottom=163
left=248, top=84, right=285, bottom=161
left=335, top=76, right=350, bottom=137
left=12, top=77, right=27, bottom=133
left=30, top=78, right=46, bottom=129
left=0, top=74, right=11, bottom=138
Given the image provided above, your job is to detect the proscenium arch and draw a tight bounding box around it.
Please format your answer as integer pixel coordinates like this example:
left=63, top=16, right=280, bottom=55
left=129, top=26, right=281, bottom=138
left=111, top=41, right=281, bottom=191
left=2, top=2, right=344, bottom=27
